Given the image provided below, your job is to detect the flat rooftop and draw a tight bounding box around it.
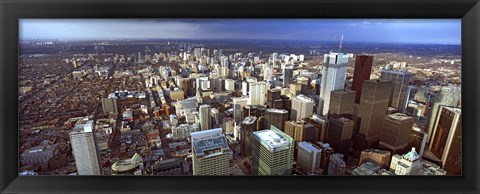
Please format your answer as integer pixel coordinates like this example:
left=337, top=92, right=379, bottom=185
left=298, top=141, right=321, bottom=153
left=253, top=129, right=291, bottom=150
left=266, top=108, right=288, bottom=114
left=192, top=135, right=231, bottom=158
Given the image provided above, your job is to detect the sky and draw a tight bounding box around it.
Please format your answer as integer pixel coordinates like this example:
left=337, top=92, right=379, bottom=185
left=19, top=19, right=461, bottom=44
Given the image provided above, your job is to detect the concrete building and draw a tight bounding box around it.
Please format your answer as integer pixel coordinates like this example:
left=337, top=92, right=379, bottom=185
left=225, top=79, right=235, bottom=91
left=309, top=114, right=328, bottom=143
left=266, top=89, right=281, bottom=108
left=427, top=85, right=461, bottom=142
left=357, top=79, right=393, bottom=146
left=351, top=161, right=381, bottom=175
left=232, top=97, right=248, bottom=122
left=328, top=153, right=346, bottom=176
left=326, top=116, right=354, bottom=159
left=21, top=144, right=60, bottom=166
left=264, top=108, right=289, bottom=132
left=153, top=158, right=190, bottom=175
left=70, top=119, right=101, bottom=175
left=297, top=141, right=322, bottom=174
left=199, top=104, right=212, bottom=130
left=248, top=81, right=267, bottom=106
left=191, top=128, right=232, bottom=175
left=329, top=89, right=355, bottom=119
left=101, top=98, right=118, bottom=115
left=379, top=70, right=413, bottom=112
left=319, top=53, right=348, bottom=115
left=351, top=55, right=374, bottom=103
left=291, top=94, right=314, bottom=121
left=251, top=126, right=294, bottom=175
left=359, top=149, right=391, bottom=169
left=428, top=106, right=461, bottom=175
left=318, top=142, right=334, bottom=175
left=390, top=147, right=422, bottom=175
left=283, top=65, right=294, bottom=86
left=379, top=113, right=414, bottom=154
left=240, top=116, right=257, bottom=157
left=111, top=153, right=144, bottom=175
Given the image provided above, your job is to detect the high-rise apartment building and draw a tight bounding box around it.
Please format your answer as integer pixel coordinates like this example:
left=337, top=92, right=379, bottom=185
left=199, top=104, right=212, bottom=130
left=291, top=94, right=315, bottom=121
left=248, top=81, right=267, bottom=106
left=379, top=113, right=414, bottom=154
left=251, top=126, right=294, bottom=175
left=379, top=70, right=413, bottom=112
left=191, top=128, right=232, bottom=175
left=351, top=55, right=374, bottom=103
left=429, top=106, right=461, bottom=175
left=70, top=119, right=101, bottom=175
left=357, top=79, right=393, bottom=146
left=297, top=141, right=322, bottom=174
left=329, top=89, right=356, bottom=119
left=318, top=53, right=348, bottom=115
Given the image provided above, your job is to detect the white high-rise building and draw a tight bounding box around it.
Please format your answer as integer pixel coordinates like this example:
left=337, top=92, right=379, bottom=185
left=251, top=126, right=294, bottom=175
left=291, top=94, right=314, bottom=121
left=318, top=53, right=348, bottom=115
left=191, top=128, right=232, bottom=175
left=232, top=97, right=248, bottom=122
left=225, top=79, right=235, bottom=91
left=390, top=147, right=422, bottom=175
left=70, top=119, right=101, bottom=175
left=297, top=141, right=322, bottom=174
left=248, top=81, right=267, bottom=106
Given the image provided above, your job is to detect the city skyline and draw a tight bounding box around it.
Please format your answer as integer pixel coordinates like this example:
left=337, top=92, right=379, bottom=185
left=20, top=19, right=461, bottom=44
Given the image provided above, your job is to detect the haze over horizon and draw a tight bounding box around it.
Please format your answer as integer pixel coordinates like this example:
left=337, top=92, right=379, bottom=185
left=20, top=19, right=461, bottom=45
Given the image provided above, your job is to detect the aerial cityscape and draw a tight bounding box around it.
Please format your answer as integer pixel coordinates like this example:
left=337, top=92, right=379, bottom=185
left=18, top=19, right=461, bottom=176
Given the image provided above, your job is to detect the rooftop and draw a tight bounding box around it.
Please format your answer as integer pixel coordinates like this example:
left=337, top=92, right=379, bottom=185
left=298, top=141, right=321, bottom=153
left=387, top=113, right=412, bottom=121
left=253, top=129, right=291, bottom=150
left=192, top=134, right=231, bottom=158
left=242, top=116, right=257, bottom=125
left=266, top=108, right=288, bottom=114
left=295, top=94, right=313, bottom=102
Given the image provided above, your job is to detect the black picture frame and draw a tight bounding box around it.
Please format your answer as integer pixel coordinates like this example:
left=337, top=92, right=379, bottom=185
left=1, top=0, right=479, bottom=193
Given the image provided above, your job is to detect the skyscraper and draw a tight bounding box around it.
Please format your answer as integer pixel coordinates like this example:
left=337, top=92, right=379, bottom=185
left=199, top=104, right=212, bottom=130
left=283, top=65, right=294, bottom=86
left=264, top=108, right=289, bottom=132
left=379, top=70, right=413, bottom=112
left=101, top=98, right=118, bottom=115
left=428, top=106, right=461, bottom=175
left=191, top=128, right=232, bottom=175
left=248, top=81, right=267, bottom=106
left=427, top=85, right=461, bottom=142
left=309, top=114, right=328, bottom=142
left=352, top=55, right=374, bottom=103
left=326, top=116, right=354, bottom=159
left=70, top=119, right=101, bottom=175
left=318, top=142, right=334, bottom=175
left=297, top=141, right=322, bottom=174
left=291, top=94, right=315, bottom=121
left=318, top=52, right=348, bottom=115
left=251, top=126, right=294, bottom=175
left=232, top=97, right=248, bottom=122
left=266, top=89, right=281, bottom=108
left=357, top=79, right=393, bottom=146
left=240, top=116, right=257, bottom=157
left=329, top=89, right=356, bottom=119
left=379, top=113, right=414, bottom=154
